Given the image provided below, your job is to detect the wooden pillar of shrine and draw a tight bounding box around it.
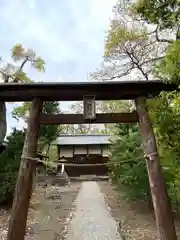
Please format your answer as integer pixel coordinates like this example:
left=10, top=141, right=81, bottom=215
left=7, top=98, right=43, bottom=240
left=135, top=97, right=177, bottom=240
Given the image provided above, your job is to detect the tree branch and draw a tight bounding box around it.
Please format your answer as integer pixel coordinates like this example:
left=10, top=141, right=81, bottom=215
left=110, top=66, right=134, bottom=80
left=0, top=70, right=12, bottom=83
left=155, top=26, right=173, bottom=44
left=142, top=56, right=164, bottom=66
left=13, top=57, right=29, bottom=82
left=20, top=57, right=29, bottom=71
left=125, top=50, right=149, bottom=80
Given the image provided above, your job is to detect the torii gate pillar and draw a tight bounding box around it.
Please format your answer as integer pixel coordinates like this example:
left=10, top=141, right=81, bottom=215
left=7, top=98, right=43, bottom=240
left=135, top=97, right=177, bottom=240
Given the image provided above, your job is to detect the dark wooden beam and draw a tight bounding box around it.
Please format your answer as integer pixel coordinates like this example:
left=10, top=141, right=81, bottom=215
left=39, top=112, right=139, bottom=125
left=0, top=81, right=177, bottom=101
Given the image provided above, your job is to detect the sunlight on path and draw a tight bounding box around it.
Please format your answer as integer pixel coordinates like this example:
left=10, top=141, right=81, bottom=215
left=66, top=181, right=123, bottom=240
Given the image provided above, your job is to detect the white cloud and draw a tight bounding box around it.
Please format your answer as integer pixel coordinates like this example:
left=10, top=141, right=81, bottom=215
left=0, top=0, right=116, bottom=63
left=0, top=0, right=116, bottom=132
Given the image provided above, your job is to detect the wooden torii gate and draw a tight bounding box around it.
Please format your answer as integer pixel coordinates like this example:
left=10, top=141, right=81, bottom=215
left=0, top=81, right=178, bottom=240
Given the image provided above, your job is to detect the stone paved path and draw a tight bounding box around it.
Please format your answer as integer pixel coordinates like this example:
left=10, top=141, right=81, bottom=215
left=66, top=181, right=123, bottom=240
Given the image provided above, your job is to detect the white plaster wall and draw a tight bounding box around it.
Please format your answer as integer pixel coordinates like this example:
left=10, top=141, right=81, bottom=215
left=59, top=144, right=110, bottom=157
left=88, top=145, right=101, bottom=155
left=60, top=146, right=73, bottom=158
left=74, top=145, right=87, bottom=155
left=102, top=145, right=110, bottom=157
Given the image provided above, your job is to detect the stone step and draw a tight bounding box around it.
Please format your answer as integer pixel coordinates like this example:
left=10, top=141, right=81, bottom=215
left=36, top=174, right=69, bottom=186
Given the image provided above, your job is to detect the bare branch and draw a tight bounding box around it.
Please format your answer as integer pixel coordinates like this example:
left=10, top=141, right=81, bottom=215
left=125, top=49, right=149, bottom=80
left=19, top=57, right=29, bottom=71
left=13, top=57, right=29, bottom=82
left=109, top=66, right=134, bottom=80
left=0, top=69, right=12, bottom=83
left=143, top=56, right=164, bottom=65
left=155, top=26, right=173, bottom=44
left=91, top=3, right=175, bottom=83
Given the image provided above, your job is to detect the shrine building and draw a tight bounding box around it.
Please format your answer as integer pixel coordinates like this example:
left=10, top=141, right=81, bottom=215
left=56, top=134, right=112, bottom=176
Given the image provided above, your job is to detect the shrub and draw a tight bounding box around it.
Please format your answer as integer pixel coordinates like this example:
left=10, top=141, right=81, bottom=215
left=0, top=129, right=25, bottom=205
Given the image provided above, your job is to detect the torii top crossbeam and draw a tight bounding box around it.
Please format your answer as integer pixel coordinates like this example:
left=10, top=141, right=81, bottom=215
left=0, top=81, right=178, bottom=102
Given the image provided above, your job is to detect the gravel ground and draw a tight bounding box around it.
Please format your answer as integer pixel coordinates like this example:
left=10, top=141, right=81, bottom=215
left=1, top=180, right=180, bottom=240
left=0, top=182, right=80, bottom=240
left=98, top=181, right=180, bottom=240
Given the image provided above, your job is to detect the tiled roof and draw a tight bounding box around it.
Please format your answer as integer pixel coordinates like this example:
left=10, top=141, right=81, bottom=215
left=56, top=134, right=111, bottom=145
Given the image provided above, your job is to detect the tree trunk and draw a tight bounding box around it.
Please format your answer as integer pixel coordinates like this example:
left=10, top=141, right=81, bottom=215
left=0, top=102, right=7, bottom=143
left=147, top=181, right=154, bottom=212
left=46, top=143, right=51, bottom=156
left=135, top=97, right=177, bottom=240
left=7, top=98, right=43, bottom=240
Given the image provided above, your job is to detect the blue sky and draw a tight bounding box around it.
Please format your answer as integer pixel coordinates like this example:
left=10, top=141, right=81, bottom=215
left=0, top=0, right=116, bottom=135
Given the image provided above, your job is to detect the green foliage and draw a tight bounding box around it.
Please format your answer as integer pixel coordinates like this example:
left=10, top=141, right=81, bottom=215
left=109, top=93, right=180, bottom=208
left=48, top=145, right=57, bottom=162
left=147, top=93, right=180, bottom=211
left=12, top=102, right=31, bottom=121
left=109, top=95, right=180, bottom=209
left=99, top=100, right=132, bottom=113
left=31, top=56, right=45, bottom=71
left=0, top=129, right=25, bottom=204
left=131, top=0, right=180, bottom=83
left=0, top=101, right=61, bottom=205
left=0, top=43, right=45, bottom=83
left=11, top=44, right=25, bottom=60
left=12, top=101, right=62, bottom=154
left=109, top=124, right=149, bottom=199
left=132, top=0, right=180, bottom=29
left=166, top=166, right=180, bottom=211
left=148, top=92, right=180, bottom=154
left=102, top=0, right=180, bottom=212
left=39, top=101, right=62, bottom=153
left=105, top=21, right=147, bottom=57
left=0, top=43, right=45, bottom=144
left=109, top=94, right=180, bottom=209
left=11, top=44, right=45, bottom=72
left=154, top=41, right=180, bottom=83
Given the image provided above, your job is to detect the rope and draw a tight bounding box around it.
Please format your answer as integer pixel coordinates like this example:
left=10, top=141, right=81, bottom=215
left=61, top=163, right=65, bottom=173
left=56, top=155, right=143, bottom=166
left=144, top=152, right=158, bottom=161
left=57, top=160, right=144, bottom=167
left=21, top=156, right=43, bottom=163
left=21, top=152, right=158, bottom=167
left=60, top=163, right=71, bottom=186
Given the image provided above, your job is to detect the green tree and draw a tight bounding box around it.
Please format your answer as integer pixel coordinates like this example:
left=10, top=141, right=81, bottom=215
left=39, top=101, right=62, bottom=155
left=147, top=93, right=180, bottom=211
left=131, top=0, right=180, bottom=83
left=96, top=100, right=133, bottom=134
left=0, top=43, right=45, bottom=83
left=91, top=0, right=180, bottom=215
left=132, top=0, right=180, bottom=30
left=12, top=101, right=62, bottom=156
left=109, top=124, right=148, bottom=200
left=154, top=41, right=180, bottom=83
left=0, top=129, right=25, bottom=204
left=0, top=44, right=45, bottom=143
left=91, top=0, right=178, bottom=82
